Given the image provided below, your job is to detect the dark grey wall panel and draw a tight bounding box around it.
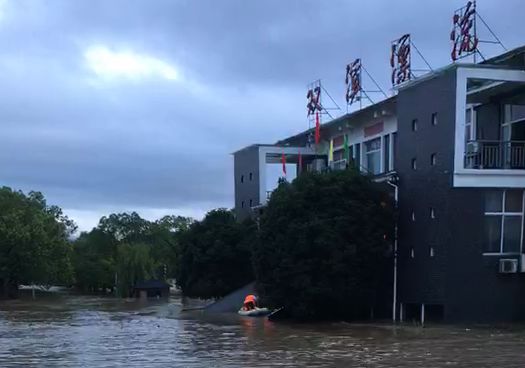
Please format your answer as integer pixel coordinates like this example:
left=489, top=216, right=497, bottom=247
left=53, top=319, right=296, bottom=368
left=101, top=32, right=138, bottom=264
left=234, top=146, right=261, bottom=220
left=396, top=70, right=525, bottom=322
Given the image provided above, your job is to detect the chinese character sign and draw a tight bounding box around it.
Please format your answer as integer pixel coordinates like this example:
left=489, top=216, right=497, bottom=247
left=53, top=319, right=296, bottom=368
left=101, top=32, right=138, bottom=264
left=450, top=1, right=479, bottom=61
left=390, top=34, right=411, bottom=86
left=345, top=59, right=361, bottom=105
left=306, top=86, right=322, bottom=116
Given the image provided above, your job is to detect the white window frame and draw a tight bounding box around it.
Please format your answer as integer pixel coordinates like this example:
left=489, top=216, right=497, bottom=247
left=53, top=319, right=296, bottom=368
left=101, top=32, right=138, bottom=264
left=465, top=105, right=476, bottom=143
left=389, top=133, right=395, bottom=171
left=483, top=189, right=525, bottom=256
left=503, top=104, right=525, bottom=141
left=453, top=67, right=525, bottom=188
left=504, top=104, right=525, bottom=125
left=364, top=137, right=382, bottom=175
left=351, top=131, right=395, bottom=174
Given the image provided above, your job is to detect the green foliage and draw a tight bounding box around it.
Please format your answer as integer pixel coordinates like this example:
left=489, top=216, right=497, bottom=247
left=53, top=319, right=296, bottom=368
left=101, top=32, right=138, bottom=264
left=174, top=209, right=255, bottom=299
left=72, top=211, right=193, bottom=295
left=252, top=169, right=394, bottom=320
left=0, top=187, right=76, bottom=297
left=116, top=242, right=156, bottom=297
left=72, top=229, right=117, bottom=292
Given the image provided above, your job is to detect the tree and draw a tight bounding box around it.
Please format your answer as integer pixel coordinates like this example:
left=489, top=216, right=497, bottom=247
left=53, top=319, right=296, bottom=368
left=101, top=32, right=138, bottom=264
left=148, top=215, right=194, bottom=279
left=72, top=229, right=117, bottom=292
left=116, top=242, right=157, bottom=297
left=72, top=212, right=193, bottom=295
left=252, top=169, right=394, bottom=320
left=0, top=187, right=76, bottom=298
left=174, top=209, right=255, bottom=299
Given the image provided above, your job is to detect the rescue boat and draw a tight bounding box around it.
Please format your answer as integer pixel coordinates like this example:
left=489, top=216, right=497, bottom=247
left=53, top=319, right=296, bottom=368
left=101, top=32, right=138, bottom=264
left=237, top=307, right=271, bottom=317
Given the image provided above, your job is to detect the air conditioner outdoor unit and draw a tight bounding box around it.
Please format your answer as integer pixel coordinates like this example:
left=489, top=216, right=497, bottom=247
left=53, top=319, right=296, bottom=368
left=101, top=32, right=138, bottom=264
left=499, top=259, right=518, bottom=274
left=466, top=141, right=480, bottom=153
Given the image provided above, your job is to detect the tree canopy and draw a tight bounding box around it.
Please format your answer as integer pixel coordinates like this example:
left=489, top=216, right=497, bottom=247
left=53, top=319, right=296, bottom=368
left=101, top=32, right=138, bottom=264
left=0, top=187, right=76, bottom=297
left=252, top=169, right=394, bottom=320
left=174, top=209, right=255, bottom=299
left=72, top=212, right=193, bottom=296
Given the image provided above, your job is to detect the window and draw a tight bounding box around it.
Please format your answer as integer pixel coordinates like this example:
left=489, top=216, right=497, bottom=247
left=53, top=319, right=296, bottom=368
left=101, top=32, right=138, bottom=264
left=504, top=104, right=525, bottom=123
left=241, top=200, right=245, bottom=208
left=354, top=143, right=361, bottom=169
left=484, top=190, right=524, bottom=254
left=412, top=158, right=417, bottom=170
left=412, top=119, right=418, bottom=132
left=240, top=175, right=244, bottom=183
left=392, top=133, right=397, bottom=170
left=384, top=135, right=390, bottom=172
left=431, top=112, right=438, bottom=126
left=365, top=138, right=381, bottom=175
left=249, top=199, right=253, bottom=207
left=430, top=207, right=436, bottom=219
left=430, top=153, right=437, bottom=166
left=333, top=149, right=344, bottom=162
left=249, top=172, right=253, bottom=181
left=465, top=107, right=474, bottom=143
left=430, top=247, right=435, bottom=257
left=503, top=105, right=525, bottom=162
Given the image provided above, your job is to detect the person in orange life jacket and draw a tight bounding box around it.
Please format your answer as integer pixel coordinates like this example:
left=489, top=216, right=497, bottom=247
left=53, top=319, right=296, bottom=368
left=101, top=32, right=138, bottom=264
left=242, top=294, right=257, bottom=311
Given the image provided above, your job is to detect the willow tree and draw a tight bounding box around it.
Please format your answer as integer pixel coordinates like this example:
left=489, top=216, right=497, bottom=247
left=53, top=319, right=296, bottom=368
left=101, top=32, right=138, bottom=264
left=72, top=212, right=193, bottom=294
left=252, top=168, right=394, bottom=320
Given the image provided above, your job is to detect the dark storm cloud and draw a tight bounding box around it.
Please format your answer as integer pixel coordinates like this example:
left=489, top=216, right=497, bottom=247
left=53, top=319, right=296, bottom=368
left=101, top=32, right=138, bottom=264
left=0, top=0, right=524, bottom=230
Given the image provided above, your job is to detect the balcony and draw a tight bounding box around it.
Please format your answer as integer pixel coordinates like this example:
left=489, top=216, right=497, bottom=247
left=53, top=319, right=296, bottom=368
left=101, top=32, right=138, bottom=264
left=465, top=140, right=525, bottom=170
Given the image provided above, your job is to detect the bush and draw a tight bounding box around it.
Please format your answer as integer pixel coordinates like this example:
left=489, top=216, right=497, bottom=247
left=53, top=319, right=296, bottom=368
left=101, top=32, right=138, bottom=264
left=252, top=169, right=394, bottom=320
left=174, top=209, right=255, bottom=299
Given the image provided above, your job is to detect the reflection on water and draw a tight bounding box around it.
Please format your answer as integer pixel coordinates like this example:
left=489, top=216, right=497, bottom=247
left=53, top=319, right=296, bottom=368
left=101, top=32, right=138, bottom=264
left=1, top=293, right=525, bottom=367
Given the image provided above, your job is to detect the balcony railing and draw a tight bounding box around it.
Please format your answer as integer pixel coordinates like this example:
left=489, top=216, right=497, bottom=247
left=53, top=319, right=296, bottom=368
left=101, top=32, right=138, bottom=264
left=464, top=140, right=525, bottom=170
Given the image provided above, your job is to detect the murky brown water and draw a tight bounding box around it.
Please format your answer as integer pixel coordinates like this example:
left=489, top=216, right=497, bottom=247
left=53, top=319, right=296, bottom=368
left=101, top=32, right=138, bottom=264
left=1, top=293, right=525, bottom=367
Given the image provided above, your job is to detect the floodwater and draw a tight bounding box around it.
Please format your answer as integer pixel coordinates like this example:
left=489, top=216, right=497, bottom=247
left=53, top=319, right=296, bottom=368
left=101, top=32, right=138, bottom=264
left=1, top=293, right=525, bottom=367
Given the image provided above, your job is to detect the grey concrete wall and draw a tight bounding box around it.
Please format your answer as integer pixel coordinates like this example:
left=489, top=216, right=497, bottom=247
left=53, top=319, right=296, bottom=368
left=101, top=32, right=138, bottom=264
left=234, top=146, right=261, bottom=220
left=396, top=70, right=457, bottom=311
left=397, top=70, right=525, bottom=323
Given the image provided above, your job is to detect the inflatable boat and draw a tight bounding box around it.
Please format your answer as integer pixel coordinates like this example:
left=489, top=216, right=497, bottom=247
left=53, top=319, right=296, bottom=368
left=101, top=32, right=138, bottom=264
left=238, top=307, right=271, bottom=317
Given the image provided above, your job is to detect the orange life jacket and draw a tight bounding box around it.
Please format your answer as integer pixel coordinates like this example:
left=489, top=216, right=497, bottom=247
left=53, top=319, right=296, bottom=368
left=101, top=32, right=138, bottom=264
left=244, top=294, right=256, bottom=304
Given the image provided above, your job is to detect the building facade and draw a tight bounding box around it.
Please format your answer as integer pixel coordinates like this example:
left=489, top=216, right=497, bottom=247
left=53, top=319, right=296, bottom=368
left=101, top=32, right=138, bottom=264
left=233, top=46, right=525, bottom=323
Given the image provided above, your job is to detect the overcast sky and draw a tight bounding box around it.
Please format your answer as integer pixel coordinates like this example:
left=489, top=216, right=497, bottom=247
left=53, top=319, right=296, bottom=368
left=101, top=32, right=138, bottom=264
left=1, top=0, right=524, bottom=232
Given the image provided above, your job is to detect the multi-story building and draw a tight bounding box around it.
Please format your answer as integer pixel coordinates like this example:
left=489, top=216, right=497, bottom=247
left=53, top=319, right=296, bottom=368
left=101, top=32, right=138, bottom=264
left=232, top=45, right=525, bottom=323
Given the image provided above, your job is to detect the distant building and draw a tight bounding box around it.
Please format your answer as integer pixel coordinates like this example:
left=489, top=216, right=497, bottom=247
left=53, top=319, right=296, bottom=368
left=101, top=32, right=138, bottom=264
left=233, top=45, right=525, bottom=323
left=134, top=280, right=170, bottom=299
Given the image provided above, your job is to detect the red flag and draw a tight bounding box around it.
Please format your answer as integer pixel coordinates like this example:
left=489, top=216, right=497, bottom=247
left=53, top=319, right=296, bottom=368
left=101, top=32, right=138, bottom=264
left=298, top=151, right=302, bottom=174
left=281, top=153, right=287, bottom=176
left=315, top=111, right=321, bottom=144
